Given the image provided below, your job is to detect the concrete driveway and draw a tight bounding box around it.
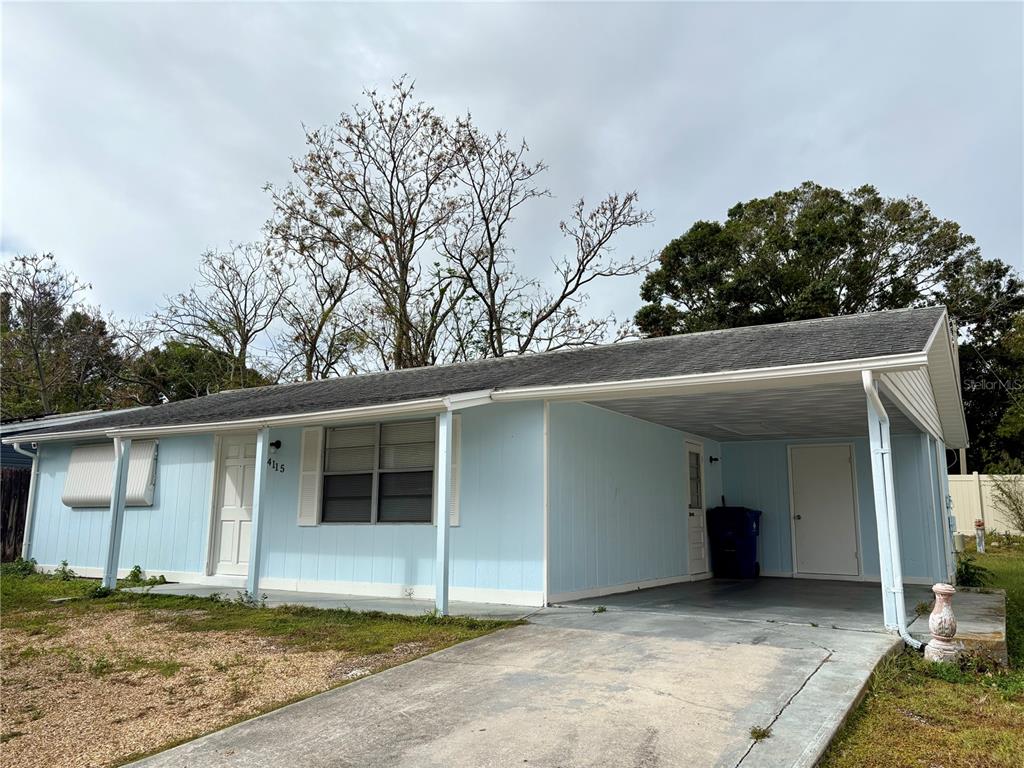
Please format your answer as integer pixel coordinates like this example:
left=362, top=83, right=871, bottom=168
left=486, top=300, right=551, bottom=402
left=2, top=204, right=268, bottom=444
left=131, top=579, right=910, bottom=768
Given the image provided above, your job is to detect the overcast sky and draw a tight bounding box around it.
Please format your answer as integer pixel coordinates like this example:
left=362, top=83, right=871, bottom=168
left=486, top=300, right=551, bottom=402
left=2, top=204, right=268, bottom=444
left=3, top=1, right=1022, bottom=331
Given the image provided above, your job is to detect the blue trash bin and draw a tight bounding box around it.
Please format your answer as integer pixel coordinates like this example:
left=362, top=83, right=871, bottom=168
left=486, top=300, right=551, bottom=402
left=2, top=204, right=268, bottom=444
left=706, top=506, right=762, bottom=578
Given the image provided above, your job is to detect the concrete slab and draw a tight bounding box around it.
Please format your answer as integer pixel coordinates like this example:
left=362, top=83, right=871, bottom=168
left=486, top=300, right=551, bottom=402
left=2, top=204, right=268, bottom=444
left=128, top=583, right=535, bottom=620
left=130, top=601, right=899, bottom=768
left=554, top=577, right=934, bottom=633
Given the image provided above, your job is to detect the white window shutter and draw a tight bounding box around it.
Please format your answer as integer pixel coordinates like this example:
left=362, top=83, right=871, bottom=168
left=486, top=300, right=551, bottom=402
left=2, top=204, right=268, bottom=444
left=297, top=427, right=324, bottom=526
left=448, top=414, right=461, bottom=527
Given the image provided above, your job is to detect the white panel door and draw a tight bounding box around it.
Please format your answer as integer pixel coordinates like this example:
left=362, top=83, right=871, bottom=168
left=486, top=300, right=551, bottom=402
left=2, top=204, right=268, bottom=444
left=790, top=444, right=859, bottom=577
left=214, top=434, right=258, bottom=576
left=686, top=442, right=708, bottom=575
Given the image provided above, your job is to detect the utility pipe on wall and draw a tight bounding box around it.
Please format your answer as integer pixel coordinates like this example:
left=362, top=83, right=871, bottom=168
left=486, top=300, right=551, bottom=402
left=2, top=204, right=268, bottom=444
left=862, top=370, right=925, bottom=651
left=12, top=443, right=40, bottom=560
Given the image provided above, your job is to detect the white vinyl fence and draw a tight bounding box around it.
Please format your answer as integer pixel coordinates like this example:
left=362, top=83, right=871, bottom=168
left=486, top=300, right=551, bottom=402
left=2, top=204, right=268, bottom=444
left=948, top=473, right=1024, bottom=535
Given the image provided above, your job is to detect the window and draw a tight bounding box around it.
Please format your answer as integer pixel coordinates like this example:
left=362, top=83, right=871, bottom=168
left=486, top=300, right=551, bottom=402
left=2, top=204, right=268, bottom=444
left=322, top=420, right=435, bottom=524
left=688, top=449, right=703, bottom=510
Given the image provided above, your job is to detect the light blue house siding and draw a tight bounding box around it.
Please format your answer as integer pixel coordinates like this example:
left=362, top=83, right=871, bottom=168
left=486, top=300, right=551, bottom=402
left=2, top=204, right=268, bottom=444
left=258, top=402, right=546, bottom=603
left=27, top=435, right=215, bottom=575
left=721, top=434, right=944, bottom=583
left=548, top=402, right=723, bottom=599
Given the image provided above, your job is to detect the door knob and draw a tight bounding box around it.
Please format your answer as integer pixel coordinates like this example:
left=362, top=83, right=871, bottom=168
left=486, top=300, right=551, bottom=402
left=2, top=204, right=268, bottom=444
left=689, top=512, right=695, bottom=517
left=794, top=514, right=802, bottom=520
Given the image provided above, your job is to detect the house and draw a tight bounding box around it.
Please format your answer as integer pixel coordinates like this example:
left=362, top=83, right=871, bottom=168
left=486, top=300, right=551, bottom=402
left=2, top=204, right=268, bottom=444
left=3, top=307, right=965, bottom=631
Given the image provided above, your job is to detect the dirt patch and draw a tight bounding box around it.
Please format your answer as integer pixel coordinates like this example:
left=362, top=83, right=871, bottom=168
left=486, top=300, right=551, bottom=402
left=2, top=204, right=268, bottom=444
left=0, top=610, right=436, bottom=768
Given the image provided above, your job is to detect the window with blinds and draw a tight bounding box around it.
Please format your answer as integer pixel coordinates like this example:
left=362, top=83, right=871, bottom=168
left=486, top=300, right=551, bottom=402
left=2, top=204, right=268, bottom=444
left=322, top=419, right=436, bottom=524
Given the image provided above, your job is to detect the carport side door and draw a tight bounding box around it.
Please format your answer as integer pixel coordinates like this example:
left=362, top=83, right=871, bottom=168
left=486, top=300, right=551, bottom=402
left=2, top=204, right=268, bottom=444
left=789, top=444, right=859, bottom=577
left=686, top=441, right=708, bottom=575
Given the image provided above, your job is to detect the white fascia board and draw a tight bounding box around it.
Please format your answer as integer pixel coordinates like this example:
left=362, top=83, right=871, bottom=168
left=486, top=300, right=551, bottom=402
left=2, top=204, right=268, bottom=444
left=107, top=397, right=450, bottom=439
left=489, top=352, right=930, bottom=403
left=3, top=397, right=452, bottom=443
left=2, top=428, right=112, bottom=445
left=923, top=311, right=969, bottom=448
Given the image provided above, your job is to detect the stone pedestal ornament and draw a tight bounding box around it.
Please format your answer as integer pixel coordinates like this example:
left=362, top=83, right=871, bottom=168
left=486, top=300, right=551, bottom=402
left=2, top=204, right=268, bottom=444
left=924, top=583, right=962, bottom=663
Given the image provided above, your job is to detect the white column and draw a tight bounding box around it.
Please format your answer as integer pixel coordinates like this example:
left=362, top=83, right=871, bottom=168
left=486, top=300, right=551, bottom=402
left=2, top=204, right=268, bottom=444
left=13, top=444, right=40, bottom=560
left=934, top=439, right=955, bottom=582
left=246, top=428, right=270, bottom=596
left=102, top=438, right=132, bottom=589
left=865, top=393, right=899, bottom=630
left=435, top=410, right=453, bottom=615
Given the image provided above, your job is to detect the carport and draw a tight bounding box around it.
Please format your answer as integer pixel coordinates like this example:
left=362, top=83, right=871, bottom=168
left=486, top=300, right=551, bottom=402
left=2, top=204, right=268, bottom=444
left=491, top=311, right=967, bottom=635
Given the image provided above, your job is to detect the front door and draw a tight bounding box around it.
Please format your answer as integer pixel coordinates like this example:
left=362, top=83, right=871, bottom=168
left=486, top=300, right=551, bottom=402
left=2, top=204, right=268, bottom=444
left=790, top=444, right=859, bottom=576
left=214, top=434, right=258, bottom=576
left=687, top=441, right=708, bottom=575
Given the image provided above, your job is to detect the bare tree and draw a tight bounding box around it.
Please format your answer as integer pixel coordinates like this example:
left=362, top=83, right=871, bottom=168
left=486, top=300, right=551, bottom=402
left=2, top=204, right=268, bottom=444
left=449, top=186, right=654, bottom=357
left=269, top=79, right=467, bottom=370
left=271, top=240, right=361, bottom=380
left=155, top=243, right=285, bottom=387
left=271, top=78, right=654, bottom=368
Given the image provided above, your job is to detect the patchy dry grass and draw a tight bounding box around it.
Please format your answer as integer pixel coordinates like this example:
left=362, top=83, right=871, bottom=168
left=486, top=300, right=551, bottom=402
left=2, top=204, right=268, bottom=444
left=821, top=536, right=1024, bottom=768
left=0, top=567, right=516, bottom=768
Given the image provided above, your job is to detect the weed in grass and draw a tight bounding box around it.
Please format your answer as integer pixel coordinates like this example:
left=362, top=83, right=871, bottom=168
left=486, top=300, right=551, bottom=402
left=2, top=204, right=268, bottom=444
left=956, top=552, right=994, bottom=587
left=1, top=731, right=25, bottom=744
left=230, top=590, right=268, bottom=608
left=89, top=656, right=115, bottom=677
left=750, top=726, right=772, bottom=741
left=226, top=679, right=250, bottom=706
left=61, top=650, right=85, bottom=673
left=120, top=565, right=168, bottom=589
left=592, top=605, right=607, bottom=614
left=53, top=560, right=77, bottom=581
left=123, top=656, right=183, bottom=678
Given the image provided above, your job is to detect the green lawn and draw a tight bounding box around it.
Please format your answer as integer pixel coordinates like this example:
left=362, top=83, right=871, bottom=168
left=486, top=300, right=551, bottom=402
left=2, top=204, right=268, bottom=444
left=821, top=536, right=1024, bottom=768
left=0, top=562, right=518, bottom=768
left=0, top=562, right=515, bottom=655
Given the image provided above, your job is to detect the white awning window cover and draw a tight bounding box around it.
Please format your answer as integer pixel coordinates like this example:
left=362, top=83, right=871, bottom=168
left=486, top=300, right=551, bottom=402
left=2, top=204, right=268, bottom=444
left=61, top=440, right=158, bottom=508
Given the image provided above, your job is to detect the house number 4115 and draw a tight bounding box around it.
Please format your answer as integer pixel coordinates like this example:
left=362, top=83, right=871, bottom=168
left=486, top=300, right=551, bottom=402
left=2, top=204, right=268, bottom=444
left=266, top=458, right=286, bottom=473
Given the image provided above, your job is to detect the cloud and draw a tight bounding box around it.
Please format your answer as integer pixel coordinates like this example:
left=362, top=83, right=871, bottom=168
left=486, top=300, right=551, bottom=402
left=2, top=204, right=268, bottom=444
left=3, top=1, right=1021, bottom=326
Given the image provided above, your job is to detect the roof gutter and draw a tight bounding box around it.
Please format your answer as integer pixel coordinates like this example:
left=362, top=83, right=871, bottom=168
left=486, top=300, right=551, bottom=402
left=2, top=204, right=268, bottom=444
left=2, top=390, right=498, bottom=443
left=492, top=352, right=929, bottom=403
left=863, top=370, right=925, bottom=651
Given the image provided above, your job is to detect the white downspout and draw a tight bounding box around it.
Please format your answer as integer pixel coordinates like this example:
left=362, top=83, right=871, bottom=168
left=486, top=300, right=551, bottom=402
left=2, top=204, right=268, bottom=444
left=12, top=443, right=40, bottom=560
left=862, top=371, right=925, bottom=651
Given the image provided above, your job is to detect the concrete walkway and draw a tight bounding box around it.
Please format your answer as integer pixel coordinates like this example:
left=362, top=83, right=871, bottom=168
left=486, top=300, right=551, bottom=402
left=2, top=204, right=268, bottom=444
left=130, top=591, right=902, bottom=768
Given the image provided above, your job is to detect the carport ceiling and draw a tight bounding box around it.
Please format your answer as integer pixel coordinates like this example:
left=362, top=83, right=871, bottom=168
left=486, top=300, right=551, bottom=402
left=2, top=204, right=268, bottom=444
left=589, top=382, right=919, bottom=441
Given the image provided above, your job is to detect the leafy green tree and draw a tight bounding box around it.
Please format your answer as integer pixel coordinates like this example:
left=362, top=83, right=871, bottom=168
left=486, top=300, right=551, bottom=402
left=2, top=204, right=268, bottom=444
left=1, top=253, right=123, bottom=418
left=635, top=182, right=1023, bottom=471
left=118, top=341, right=272, bottom=405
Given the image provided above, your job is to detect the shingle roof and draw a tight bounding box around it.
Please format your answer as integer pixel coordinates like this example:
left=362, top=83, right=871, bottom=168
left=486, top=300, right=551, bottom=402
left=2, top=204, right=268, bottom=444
left=18, top=306, right=946, bottom=438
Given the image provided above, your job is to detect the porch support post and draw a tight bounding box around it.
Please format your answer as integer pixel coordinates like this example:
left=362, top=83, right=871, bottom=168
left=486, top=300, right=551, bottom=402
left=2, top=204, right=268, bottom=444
left=864, top=385, right=899, bottom=630
left=246, top=428, right=270, bottom=596
left=922, top=434, right=944, bottom=585
left=934, top=438, right=955, bottom=582
left=102, top=438, right=132, bottom=589
left=434, top=410, right=454, bottom=615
